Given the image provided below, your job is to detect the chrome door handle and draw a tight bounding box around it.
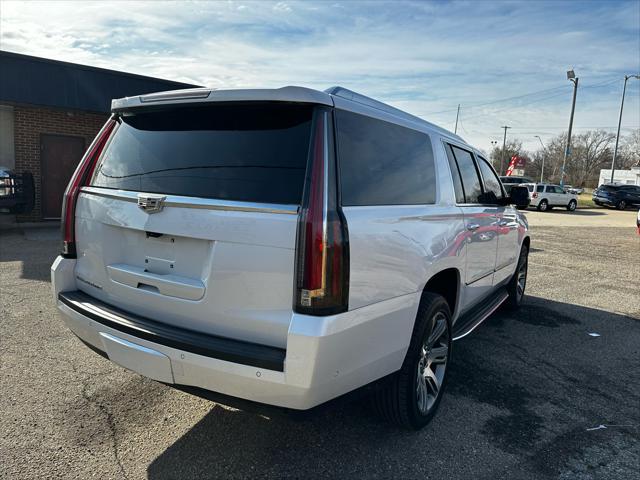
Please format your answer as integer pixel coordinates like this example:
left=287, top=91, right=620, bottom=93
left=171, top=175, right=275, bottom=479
left=467, top=224, right=480, bottom=231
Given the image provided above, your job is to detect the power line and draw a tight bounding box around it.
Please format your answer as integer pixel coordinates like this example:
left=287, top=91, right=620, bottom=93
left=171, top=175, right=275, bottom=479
left=459, top=90, right=570, bottom=122
left=419, top=76, right=623, bottom=117
left=421, top=85, right=567, bottom=116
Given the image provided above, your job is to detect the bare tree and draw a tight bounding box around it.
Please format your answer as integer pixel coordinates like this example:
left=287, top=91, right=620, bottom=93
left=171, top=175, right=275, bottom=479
left=568, top=130, right=614, bottom=187
left=619, top=129, right=640, bottom=168
left=537, top=134, right=566, bottom=183
left=529, top=131, right=614, bottom=187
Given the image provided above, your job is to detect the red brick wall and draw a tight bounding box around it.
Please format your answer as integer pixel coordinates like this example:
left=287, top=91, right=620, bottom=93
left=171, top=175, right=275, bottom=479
left=13, top=103, right=108, bottom=221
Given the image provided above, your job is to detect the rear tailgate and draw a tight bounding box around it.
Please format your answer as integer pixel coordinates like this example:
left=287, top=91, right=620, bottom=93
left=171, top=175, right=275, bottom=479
left=73, top=103, right=315, bottom=349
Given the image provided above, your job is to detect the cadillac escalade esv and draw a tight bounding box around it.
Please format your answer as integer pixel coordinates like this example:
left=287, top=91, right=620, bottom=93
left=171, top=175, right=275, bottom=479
left=52, top=86, right=530, bottom=429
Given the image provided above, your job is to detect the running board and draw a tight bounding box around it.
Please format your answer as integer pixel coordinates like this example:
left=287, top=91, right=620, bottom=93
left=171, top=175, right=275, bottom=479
left=452, top=288, right=509, bottom=341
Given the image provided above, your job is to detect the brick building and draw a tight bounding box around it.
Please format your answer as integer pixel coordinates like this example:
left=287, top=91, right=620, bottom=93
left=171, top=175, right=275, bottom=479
left=0, top=51, right=198, bottom=222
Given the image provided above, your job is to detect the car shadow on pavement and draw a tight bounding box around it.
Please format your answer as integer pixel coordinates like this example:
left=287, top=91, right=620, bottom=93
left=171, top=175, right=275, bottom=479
left=146, top=296, right=640, bottom=480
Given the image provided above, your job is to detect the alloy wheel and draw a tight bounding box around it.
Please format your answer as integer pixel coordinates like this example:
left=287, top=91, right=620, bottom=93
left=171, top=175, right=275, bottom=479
left=416, top=312, right=449, bottom=414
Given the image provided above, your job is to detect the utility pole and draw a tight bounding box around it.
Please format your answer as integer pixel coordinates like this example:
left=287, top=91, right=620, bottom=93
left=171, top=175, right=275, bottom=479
left=454, top=104, right=461, bottom=134
left=500, top=126, right=511, bottom=175
left=561, top=70, right=579, bottom=187
left=534, top=135, right=546, bottom=183
left=610, top=74, right=640, bottom=183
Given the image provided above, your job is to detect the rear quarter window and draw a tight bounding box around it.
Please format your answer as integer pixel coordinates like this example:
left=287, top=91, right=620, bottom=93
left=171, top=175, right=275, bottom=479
left=91, top=103, right=313, bottom=205
left=335, top=110, right=436, bottom=206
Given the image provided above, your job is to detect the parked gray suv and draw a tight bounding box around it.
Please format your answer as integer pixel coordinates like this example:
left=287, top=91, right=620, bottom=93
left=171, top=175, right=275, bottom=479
left=52, top=86, right=531, bottom=429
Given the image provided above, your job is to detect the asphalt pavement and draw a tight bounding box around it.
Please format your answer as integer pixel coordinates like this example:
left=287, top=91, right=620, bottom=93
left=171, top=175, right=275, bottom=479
left=1, top=210, right=639, bottom=479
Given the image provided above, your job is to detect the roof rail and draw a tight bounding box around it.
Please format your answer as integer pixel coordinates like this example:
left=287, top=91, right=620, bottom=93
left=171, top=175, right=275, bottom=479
left=324, top=86, right=463, bottom=141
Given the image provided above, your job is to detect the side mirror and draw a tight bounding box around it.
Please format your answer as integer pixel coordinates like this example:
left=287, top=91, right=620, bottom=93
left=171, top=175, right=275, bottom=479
left=508, top=186, right=530, bottom=209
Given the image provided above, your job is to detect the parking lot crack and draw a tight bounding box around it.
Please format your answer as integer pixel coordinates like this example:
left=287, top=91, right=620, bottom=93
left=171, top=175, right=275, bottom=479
left=80, top=381, right=129, bottom=480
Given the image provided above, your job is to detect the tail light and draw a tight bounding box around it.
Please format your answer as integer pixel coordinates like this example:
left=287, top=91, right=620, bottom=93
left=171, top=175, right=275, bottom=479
left=294, top=109, right=349, bottom=316
left=532, top=192, right=538, bottom=199
left=61, top=117, right=117, bottom=258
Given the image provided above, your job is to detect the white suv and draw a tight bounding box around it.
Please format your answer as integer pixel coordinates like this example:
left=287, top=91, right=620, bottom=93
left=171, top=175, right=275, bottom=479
left=525, top=183, right=578, bottom=212
left=51, top=86, right=530, bottom=429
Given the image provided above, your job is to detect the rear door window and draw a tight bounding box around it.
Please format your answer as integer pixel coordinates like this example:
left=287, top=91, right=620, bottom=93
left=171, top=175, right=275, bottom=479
left=335, top=110, right=436, bottom=206
left=477, top=156, right=503, bottom=199
left=537, top=185, right=545, bottom=192
left=448, top=145, right=483, bottom=203
left=91, top=103, right=314, bottom=205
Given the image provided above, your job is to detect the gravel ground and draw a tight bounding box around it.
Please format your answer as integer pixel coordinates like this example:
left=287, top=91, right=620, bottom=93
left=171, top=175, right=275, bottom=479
left=1, top=215, right=639, bottom=480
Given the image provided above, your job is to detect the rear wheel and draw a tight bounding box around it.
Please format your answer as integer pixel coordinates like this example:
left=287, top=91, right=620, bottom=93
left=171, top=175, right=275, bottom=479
left=537, top=200, right=548, bottom=212
left=506, top=244, right=528, bottom=309
left=567, top=199, right=577, bottom=211
left=617, top=200, right=627, bottom=210
left=373, top=293, right=452, bottom=430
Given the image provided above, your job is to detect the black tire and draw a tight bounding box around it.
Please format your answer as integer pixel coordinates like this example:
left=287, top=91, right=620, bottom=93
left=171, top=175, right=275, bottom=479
left=537, top=200, right=548, bottom=212
left=617, top=200, right=627, bottom=210
left=567, top=199, right=577, bottom=211
left=506, top=244, right=529, bottom=309
left=372, top=292, right=452, bottom=430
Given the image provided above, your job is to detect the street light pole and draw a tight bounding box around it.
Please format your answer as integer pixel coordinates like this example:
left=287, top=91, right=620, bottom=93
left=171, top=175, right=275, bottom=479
left=490, top=140, right=498, bottom=168
left=561, top=70, right=578, bottom=187
left=534, top=135, right=546, bottom=183
left=500, top=126, right=511, bottom=175
left=610, top=74, right=640, bottom=183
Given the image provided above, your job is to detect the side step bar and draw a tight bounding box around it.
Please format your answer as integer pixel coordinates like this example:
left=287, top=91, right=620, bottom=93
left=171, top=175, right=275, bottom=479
left=58, top=290, right=286, bottom=371
left=452, top=287, right=509, bottom=341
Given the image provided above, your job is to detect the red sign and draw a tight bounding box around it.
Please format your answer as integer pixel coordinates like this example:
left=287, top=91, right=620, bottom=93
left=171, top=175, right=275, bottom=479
left=505, top=155, right=526, bottom=176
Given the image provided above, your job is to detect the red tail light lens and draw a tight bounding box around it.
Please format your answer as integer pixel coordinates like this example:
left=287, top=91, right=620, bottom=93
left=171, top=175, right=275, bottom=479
left=294, top=109, right=349, bottom=316
left=532, top=192, right=538, bottom=199
left=61, top=117, right=117, bottom=258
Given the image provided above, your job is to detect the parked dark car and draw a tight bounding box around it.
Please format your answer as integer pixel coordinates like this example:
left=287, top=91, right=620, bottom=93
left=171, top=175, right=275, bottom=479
left=592, top=184, right=640, bottom=210
left=499, top=176, right=534, bottom=195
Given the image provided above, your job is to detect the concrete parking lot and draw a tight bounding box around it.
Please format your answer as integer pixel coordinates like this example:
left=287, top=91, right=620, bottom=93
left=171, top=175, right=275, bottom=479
left=1, top=208, right=639, bottom=480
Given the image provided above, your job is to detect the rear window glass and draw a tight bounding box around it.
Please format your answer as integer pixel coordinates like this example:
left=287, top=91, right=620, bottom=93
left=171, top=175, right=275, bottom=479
left=335, top=110, right=436, bottom=206
left=91, top=104, right=313, bottom=204
left=526, top=185, right=534, bottom=192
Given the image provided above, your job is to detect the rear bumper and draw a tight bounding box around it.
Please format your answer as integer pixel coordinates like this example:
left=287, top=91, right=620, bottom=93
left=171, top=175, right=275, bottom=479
left=58, top=290, right=286, bottom=371
left=51, top=256, right=417, bottom=410
left=593, top=196, right=614, bottom=206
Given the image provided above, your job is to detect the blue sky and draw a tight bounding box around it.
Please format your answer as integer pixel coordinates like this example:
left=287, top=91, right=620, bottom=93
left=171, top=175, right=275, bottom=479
left=1, top=0, right=638, bottom=152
